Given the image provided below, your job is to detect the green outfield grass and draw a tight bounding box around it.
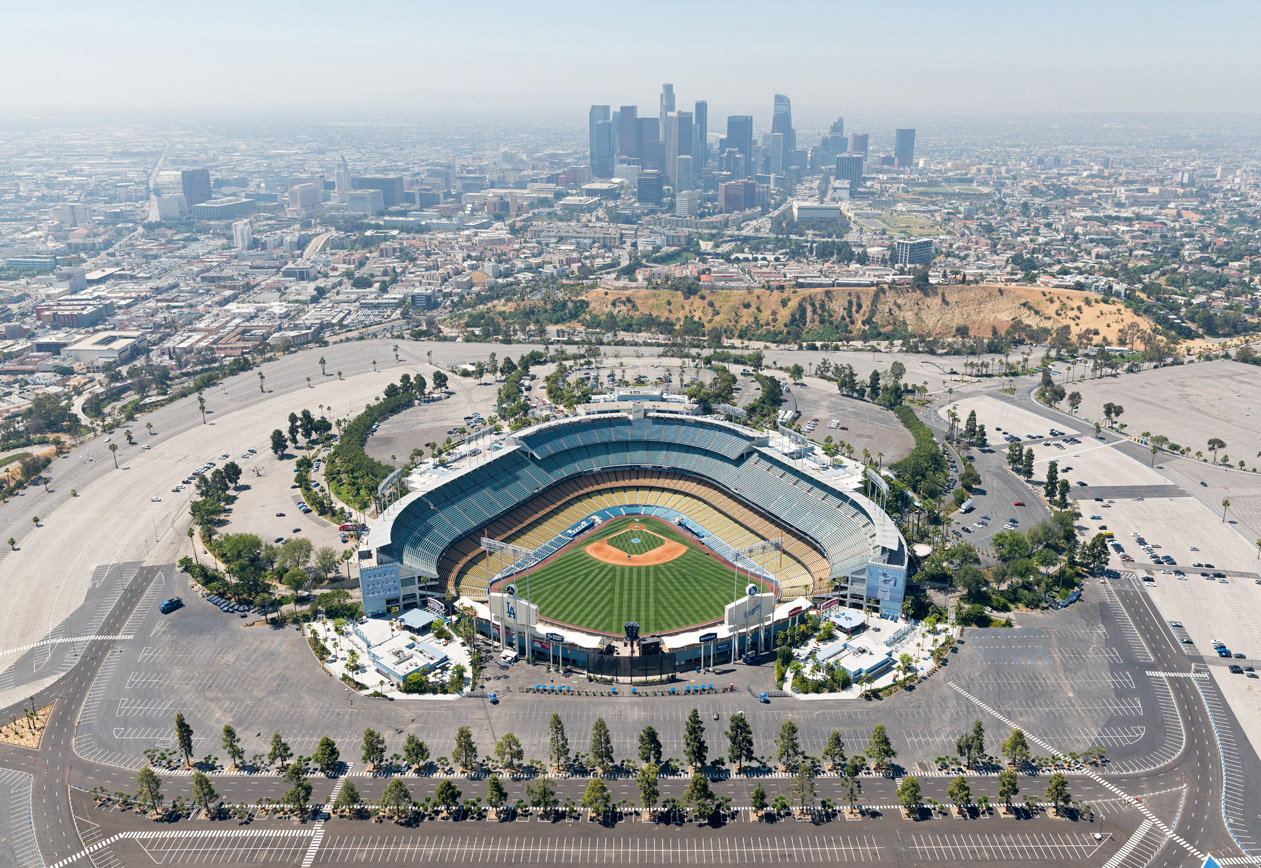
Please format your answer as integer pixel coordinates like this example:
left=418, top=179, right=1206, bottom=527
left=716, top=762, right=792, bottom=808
left=521, top=515, right=740, bottom=635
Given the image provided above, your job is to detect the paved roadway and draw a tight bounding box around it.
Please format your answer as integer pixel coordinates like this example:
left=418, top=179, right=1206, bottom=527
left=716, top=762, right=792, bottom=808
left=0, top=564, right=159, bottom=864
left=2, top=340, right=1260, bottom=865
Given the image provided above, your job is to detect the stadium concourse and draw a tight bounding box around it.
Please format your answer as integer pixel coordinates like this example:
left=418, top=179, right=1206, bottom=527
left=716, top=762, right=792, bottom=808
left=363, top=404, right=908, bottom=671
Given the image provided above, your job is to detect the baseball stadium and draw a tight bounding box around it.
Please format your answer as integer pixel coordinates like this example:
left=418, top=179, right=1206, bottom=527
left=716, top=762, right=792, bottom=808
left=363, top=406, right=907, bottom=656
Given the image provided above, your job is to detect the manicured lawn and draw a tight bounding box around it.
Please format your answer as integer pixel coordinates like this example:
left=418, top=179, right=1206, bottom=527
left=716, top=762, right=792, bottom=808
left=521, top=516, right=739, bottom=635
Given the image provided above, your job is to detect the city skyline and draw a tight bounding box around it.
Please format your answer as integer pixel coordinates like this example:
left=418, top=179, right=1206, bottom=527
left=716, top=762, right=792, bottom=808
left=3, top=0, right=1261, bottom=115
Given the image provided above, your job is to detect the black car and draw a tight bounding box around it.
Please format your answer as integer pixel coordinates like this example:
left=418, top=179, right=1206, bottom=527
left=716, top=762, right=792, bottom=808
left=1229, top=665, right=1243, bottom=674
left=1234, top=653, right=1246, bottom=659
left=1213, top=572, right=1226, bottom=579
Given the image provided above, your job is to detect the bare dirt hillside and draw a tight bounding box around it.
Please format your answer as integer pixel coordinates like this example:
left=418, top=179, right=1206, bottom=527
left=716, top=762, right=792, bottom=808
left=576, top=282, right=1158, bottom=343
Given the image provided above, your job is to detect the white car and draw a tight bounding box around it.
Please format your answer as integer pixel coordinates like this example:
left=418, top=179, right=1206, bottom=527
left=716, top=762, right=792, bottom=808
left=150, top=496, right=162, bottom=502
left=142, top=444, right=150, bottom=450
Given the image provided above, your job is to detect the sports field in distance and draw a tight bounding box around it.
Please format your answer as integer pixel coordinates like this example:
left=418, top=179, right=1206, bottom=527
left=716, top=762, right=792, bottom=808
left=520, top=515, right=748, bottom=635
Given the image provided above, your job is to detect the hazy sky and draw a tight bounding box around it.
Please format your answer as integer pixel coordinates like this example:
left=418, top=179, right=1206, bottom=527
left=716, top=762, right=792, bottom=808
left=5, top=0, right=1259, bottom=118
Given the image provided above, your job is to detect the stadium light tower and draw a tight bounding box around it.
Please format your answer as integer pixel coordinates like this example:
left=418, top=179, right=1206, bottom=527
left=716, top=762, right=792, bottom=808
left=481, top=537, right=539, bottom=662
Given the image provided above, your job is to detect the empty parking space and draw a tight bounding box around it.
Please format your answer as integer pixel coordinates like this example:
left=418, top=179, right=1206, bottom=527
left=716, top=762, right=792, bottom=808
left=908, top=832, right=1107, bottom=861
left=318, top=833, right=886, bottom=864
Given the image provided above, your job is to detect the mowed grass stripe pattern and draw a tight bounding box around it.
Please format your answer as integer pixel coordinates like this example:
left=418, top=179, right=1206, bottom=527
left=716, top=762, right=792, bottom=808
left=524, top=516, right=736, bottom=635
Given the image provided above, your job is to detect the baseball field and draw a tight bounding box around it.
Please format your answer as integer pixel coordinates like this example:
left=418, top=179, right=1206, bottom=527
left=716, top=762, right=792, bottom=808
left=517, top=515, right=748, bottom=635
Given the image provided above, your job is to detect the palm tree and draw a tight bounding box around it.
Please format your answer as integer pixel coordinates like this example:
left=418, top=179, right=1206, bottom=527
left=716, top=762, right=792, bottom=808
left=1221, top=498, right=1231, bottom=523
left=146, top=422, right=153, bottom=436
left=306, top=376, right=312, bottom=388
left=393, top=344, right=399, bottom=361
left=31, top=516, right=39, bottom=528
left=371, top=360, right=377, bottom=372
left=109, top=443, right=119, bottom=468
left=8, top=537, right=15, bottom=550
left=197, top=393, right=206, bottom=424
left=319, top=356, right=326, bottom=377
left=187, top=527, right=198, bottom=564
left=258, top=372, right=266, bottom=393
left=1208, top=438, right=1226, bottom=464
left=337, top=371, right=343, bottom=380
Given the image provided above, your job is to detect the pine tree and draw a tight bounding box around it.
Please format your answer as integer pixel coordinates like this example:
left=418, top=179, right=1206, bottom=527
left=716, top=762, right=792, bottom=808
left=725, top=712, right=755, bottom=771
left=589, top=718, right=614, bottom=773
left=174, top=713, right=194, bottom=767
left=638, top=725, right=662, bottom=766
left=683, top=709, right=708, bottom=770
left=548, top=713, right=570, bottom=771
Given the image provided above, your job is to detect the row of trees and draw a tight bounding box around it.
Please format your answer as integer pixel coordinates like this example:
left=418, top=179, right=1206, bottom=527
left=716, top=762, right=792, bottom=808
left=130, top=714, right=1076, bottom=824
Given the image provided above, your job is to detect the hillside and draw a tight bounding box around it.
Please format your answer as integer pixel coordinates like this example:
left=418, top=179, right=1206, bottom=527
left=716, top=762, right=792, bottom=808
left=573, top=282, right=1161, bottom=345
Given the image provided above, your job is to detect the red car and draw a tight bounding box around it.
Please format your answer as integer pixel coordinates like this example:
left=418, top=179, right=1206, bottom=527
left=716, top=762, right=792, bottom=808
left=1013, top=501, right=1025, bottom=506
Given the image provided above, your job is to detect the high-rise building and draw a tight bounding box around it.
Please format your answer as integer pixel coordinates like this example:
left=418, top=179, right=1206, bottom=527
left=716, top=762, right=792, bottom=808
left=346, top=189, right=385, bottom=216
left=659, top=83, right=675, bottom=130
left=830, top=117, right=845, bottom=141
left=664, top=110, right=692, bottom=187
left=850, top=133, right=869, bottom=155
left=335, top=156, right=352, bottom=195
left=894, top=128, right=916, bottom=167
left=719, top=180, right=756, bottom=213
left=636, top=169, right=664, bottom=206
left=675, top=155, right=694, bottom=191
left=618, top=105, right=639, bottom=159
left=724, top=115, right=754, bottom=177
left=232, top=219, right=252, bottom=250
left=894, top=238, right=933, bottom=266
left=638, top=118, right=662, bottom=171
left=836, top=154, right=864, bottom=186
left=769, top=132, right=785, bottom=176
left=288, top=183, right=321, bottom=212
left=588, top=105, right=613, bottom=177
left=675, top=189, right=698, bottom=217
left=693, top=100, right=708, bottom=168
left=180, top=169, right=212, bottom=206
left=353, top=176, right=404, bottom=208
left=772, top=94, right=795, bottom=153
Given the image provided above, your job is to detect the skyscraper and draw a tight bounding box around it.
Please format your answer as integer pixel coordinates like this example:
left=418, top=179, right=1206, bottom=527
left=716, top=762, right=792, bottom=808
left=353, top=176, right=405, bottom=208
left=771, top=94, right=795, bottom=153
left=659, top=83, right=675, bottom=130
left=836, top=154, right=864, bottom=186
left=830, top=117, right=845, bottom=140
left=180, top=169, right=211, bottom=206
left=664, top=110, right=692, bottom=187
left=636, top=169, right=664, bottom=205
left=769, top=133, right=785, bottom=176
left=675, top=155, right=693, bottom=191
left=334, top=156, right=351, bottom=197
left=589, top=105, right=613, bottom=177
left=894, top=128, right=916, bottom=167
left=618, top=105, right=639, bottom=160
left=724, top=115, right=754, bottom=178
left=850, top=133, right=869, bottom=155
left=693, top=100, right=708, bottom=168
left=638, top=117, right=663, bottom=172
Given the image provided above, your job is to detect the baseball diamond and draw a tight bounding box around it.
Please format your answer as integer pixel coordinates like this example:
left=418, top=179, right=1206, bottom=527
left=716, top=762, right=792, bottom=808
left=514, top=516, right=754, bottom=635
